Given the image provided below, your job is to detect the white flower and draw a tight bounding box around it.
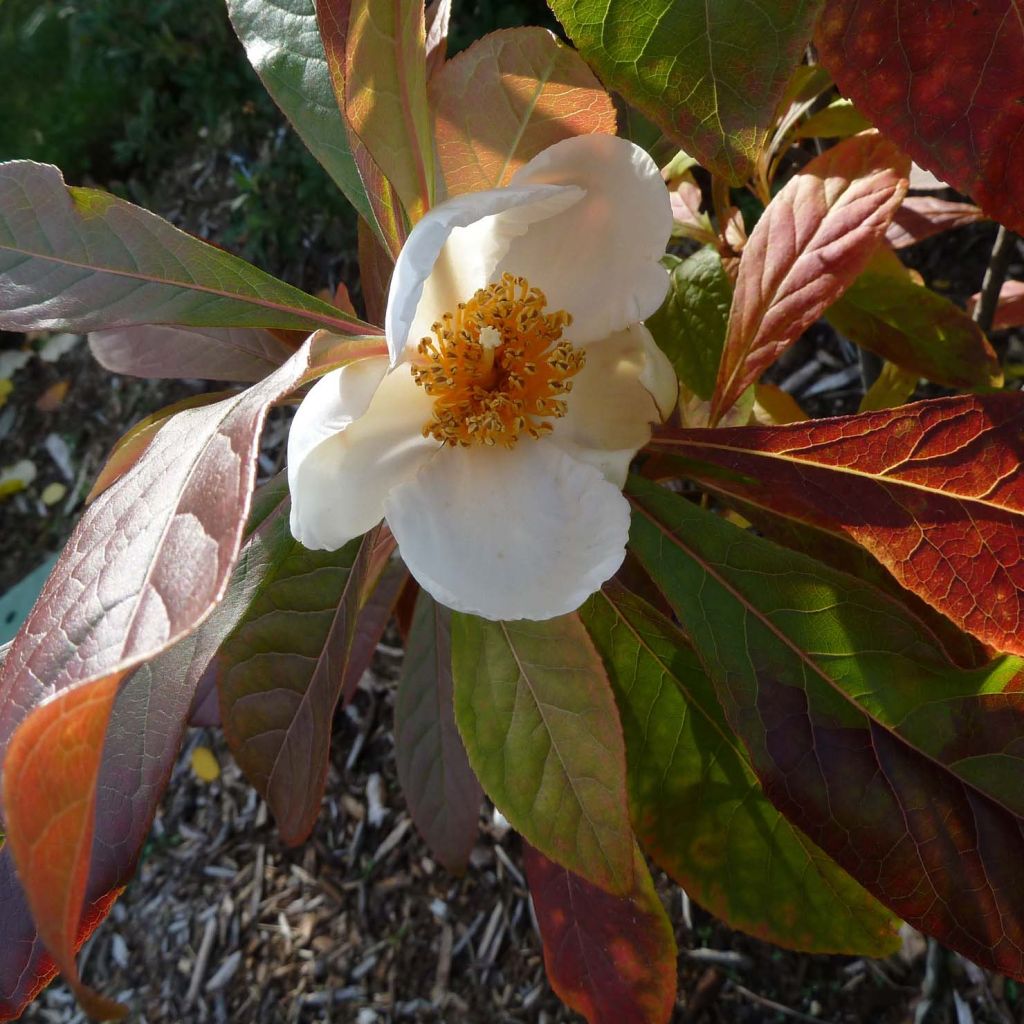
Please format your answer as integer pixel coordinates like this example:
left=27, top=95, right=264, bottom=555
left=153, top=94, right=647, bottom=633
left=288, top=135, right=676, bottom=621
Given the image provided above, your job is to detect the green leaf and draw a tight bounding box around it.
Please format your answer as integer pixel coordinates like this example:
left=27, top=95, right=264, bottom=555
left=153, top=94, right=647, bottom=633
left=0, top=162, right=367, bottom=335
left=625, top=476, right=1024, bottom=979
left=580, top=583, right=900, bottom=955
left=451, top=613, right=634, bottom=895
left=795, top=98, right=872, bottom=140
left=646, top=247, right=731, bottom=401
left=225, top=0, right=376, bottom=228
left=826, top=267, right=1002, bottom=389
left=217, top=518, right=375, bottom=846
left=395, top=593, right=482, bottom=874
left=548, top=0, right=824, bottom=184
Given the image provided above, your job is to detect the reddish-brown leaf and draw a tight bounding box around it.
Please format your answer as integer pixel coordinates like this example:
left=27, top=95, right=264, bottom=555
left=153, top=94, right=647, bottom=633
left=0, top=343, right=314, bottom=1012
left=0, top=499, right=289, bottom=1017
left=711, top=132, right=908, bottom=421
left=357, top=217, right=395, bottom=327
left=85, top=391, right=234, bottom=505
left=524, top=841, right=677, bottom=1024
left=89, top=325, right=296, bottom=382
left=217, top=521, right=377, bottom=846
left=886, top=196, right=987, bottom=250
left=395, top=593, right=482, bottom=874
left=651, top=393, right=1024, bottom=656
left=969, top=280, right=1024, bottom=331
left=430, top=27, right=616, bottom=196
left=816, top=1, right=1024, bottom=233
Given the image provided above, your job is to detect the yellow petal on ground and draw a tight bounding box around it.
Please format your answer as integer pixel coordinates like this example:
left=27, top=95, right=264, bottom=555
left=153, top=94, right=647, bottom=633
left=41, top=482, right=67, bottom=506
left=190, top=746, right=221, bottom=783
left=0, top=379, right=12, bottom=407
left=0, top=459, right=37, bottom=499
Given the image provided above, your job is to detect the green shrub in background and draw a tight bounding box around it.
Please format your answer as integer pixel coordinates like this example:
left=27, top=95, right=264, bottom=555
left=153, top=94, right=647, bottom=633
left=0, top=0, right=557, bottom=286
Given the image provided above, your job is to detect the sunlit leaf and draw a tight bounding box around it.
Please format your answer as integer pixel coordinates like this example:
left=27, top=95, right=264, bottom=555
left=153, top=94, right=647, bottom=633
left=424, top=0, right=452, bottom=78
left=652, top=394, right=1024, bottom=655
left=342, top=0, right=435, bottom=222
left=581, top=583, right=901, bottom=955
left=816, top=0, right=1024, bottom=232
left=0, top=494, right=292, bottom=1018
left=627, top=475, right=1024, bottom=979
left=86, top=391, right=234, bottom=505
left=886, top=197, right=987, bottom=250
left=524, top=840, right=677, bottom=1024
left=969, top=280, right=1024, bottom=332
left=826, top=254, right=1001, bottom=389
left=451, top=613, right=633, bottom=894
left=711, top=132, right=908, bottom=421
left=395, top=593, right=482, bottom=874
left=548, top=0, right=823, bottom=183
left=314, top=0, right=407, bottom=257
left=431, top=27, right=616, bottom=196
left=0, top=343, right=316, bottom=1013
left=0, top=162, right=368, bottom=335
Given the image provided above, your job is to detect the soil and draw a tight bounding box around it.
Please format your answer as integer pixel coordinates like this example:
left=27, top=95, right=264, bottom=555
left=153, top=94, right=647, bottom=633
left=4, top=131, right=1024, bottom=1024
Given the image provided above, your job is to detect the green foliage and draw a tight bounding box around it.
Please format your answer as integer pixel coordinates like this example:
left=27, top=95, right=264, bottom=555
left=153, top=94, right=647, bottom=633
left=0, top=0, right=259, bottom=177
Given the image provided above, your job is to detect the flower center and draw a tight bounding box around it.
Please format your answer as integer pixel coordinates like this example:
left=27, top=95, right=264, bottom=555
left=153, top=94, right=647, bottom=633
left=411, top=273, right=585, bottom=448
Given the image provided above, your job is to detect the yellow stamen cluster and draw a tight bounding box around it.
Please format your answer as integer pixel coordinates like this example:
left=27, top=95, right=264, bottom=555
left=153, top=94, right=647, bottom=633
left=411, top=273, right=585, bottom=448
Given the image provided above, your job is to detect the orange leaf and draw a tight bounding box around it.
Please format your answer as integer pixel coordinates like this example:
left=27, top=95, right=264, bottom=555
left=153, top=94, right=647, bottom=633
left=431, top=27, right=616, bottom=196
left=712, top=132, right=908, bottom=422
left=2, top=674, right=128, bottom=1019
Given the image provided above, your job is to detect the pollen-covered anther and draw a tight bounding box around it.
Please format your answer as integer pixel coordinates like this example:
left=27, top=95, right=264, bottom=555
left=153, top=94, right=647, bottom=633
left=411, top=272, right=584, bottom=448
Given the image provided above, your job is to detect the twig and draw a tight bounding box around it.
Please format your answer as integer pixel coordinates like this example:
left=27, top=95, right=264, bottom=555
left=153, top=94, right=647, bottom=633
left=729, top=981, right=834, bottom=1024
left=972, top=225, right=1016, bottom=334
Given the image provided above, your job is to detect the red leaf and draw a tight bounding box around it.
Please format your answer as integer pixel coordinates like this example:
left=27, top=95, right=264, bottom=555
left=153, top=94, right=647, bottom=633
left=816, top=1, right=1024, bottom=233
left=524, top=842, right=677, bottom=1024
left=968, top=280, right=1024, bottom=331
left=652, top=393, right=1024, bottom=656
left=712, top=132, right=908, bottom=421
left=395, top=593, right=482, bottom=874
left=0, top=342, right=315, bottom=1013
left=886, top=196, right=987, bottom=250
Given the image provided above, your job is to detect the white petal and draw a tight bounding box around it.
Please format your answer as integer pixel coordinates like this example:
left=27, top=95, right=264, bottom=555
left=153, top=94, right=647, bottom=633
left=385, top=184, right=583, bottom=364
left=288, top=359, right=437, bottom=550
left=501, top=135, right=673, bottom=344
left=636, top=324, right=680, bottom=420
left=548, top=325, right=676, bottom=486
left=384, top=442, right=629, bottom=620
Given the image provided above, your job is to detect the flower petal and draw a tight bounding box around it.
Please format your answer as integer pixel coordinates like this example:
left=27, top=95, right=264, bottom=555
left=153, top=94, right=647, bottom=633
left=288, top=359, right=437, bottom=550
left=384, top=442, right=630, bottom=620
left=548, top=325, right=676, bottom=486
left=501, top=135, right=673, bottom=344
left=386, top=184, right=583, bottom=364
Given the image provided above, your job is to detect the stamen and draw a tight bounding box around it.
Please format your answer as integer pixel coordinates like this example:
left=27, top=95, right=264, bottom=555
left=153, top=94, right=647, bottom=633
left=410, top=273, right=585, bottom=448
